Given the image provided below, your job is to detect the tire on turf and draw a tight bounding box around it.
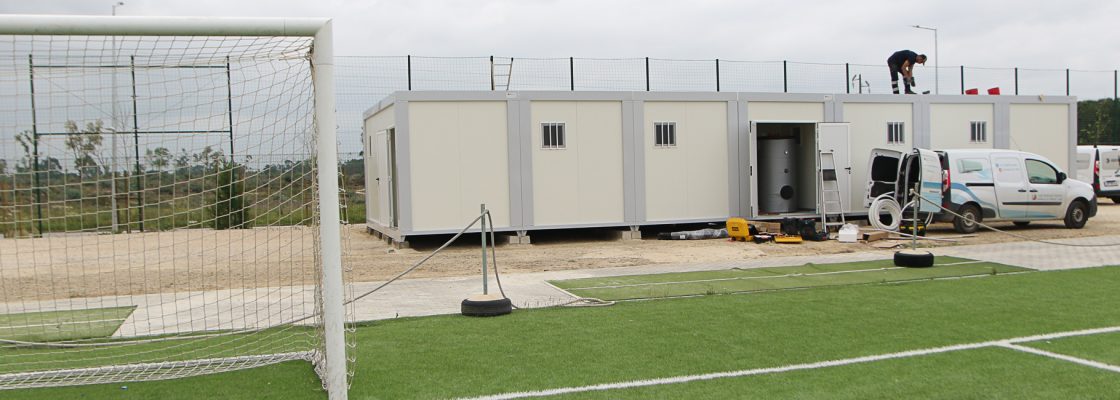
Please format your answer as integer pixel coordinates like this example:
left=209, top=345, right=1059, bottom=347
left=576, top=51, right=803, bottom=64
left=952, top=204, right=981, bottom=234
left=894, top=251, right=935, bottom=268
left=461, top=296, right=513, bottom=317
left=1063, top=200, right=1089, bottom=229
left=1012, top=221, right=1030, bottom=227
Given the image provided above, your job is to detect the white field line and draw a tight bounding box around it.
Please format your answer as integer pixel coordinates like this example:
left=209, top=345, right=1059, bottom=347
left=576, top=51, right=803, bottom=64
left=565, top=261, right=989, bottom=291
left=0, top=319, right=127, bottom=330
left=996, top=343, right=1120, bottom=373
left=454, top=325, right=1120, bottom=400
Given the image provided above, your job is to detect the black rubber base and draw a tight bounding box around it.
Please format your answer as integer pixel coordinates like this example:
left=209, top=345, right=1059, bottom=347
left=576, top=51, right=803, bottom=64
left=894, top=250, right=935, bottom=268
left=461, top=296, right=513, bottom=317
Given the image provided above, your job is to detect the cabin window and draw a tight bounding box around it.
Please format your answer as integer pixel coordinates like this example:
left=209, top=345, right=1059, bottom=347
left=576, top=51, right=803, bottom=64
left=654, top=122, right=677, bottom=147
left=541, top=122, right=566, bottom=149
left=1025, top=159, right=1059, bottom=184
left=970, top=121, right=988, bottom=143
left=887, top=122, right=905, bottom=144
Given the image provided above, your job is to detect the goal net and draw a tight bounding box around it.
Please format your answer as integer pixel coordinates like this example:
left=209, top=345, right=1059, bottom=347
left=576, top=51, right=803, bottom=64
left=0, top=16, right=351, bottom=395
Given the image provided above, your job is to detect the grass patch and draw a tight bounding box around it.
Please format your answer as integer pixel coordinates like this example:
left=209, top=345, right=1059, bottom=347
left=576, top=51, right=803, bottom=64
left=4, top=265, right=1119, bottom=399
left=0, top=306, right=135, bottom=343
left=550, top=256, right=1028, bottom=300
left=1022, top=331, right=1120, bottom=366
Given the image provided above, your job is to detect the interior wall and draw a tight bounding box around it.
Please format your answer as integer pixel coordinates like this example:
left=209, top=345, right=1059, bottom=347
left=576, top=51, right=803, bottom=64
left=530, top=101, right=625, bottom=226
left=755, top=123, right=817, bottom=213
left=407, top=101, right=510, bottom=231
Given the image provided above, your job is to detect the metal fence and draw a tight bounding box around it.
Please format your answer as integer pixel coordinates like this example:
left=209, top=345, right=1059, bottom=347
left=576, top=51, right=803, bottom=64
left=333, top=56, right=1120, bottom=153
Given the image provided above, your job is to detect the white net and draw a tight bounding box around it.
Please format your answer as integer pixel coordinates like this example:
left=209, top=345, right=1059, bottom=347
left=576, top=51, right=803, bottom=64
left=0, top=30, right=349, bottom=390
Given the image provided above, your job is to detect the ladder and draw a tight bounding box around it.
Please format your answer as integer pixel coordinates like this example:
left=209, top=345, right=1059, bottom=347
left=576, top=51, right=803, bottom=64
left=818, top=150, right=846, bottom=232
left=490, top=56, right=514, bottom=91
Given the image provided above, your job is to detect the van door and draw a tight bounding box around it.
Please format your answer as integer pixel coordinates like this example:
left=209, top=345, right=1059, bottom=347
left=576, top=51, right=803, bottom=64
left=865, top=148, right=901, bottom=207
left=991, top=155, right=1029, bottom=219
left=914, top=149, right=944, bottom=213
left=1024, top=158, right=1065, bottom=218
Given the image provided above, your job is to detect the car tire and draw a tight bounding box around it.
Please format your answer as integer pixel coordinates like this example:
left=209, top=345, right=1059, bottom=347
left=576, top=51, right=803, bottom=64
left=1012, top=221, right=1030, bottom=227
left=461, top=295, right=513, bottom=317
left=894, top=250, right=935, bottom=268
left=953, top=205, right=981, bottom=234
left=1063, top=200, right=1089, bottom=229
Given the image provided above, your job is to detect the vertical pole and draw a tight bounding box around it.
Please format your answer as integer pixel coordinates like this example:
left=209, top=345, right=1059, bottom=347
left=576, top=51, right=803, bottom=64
left=911, top=181, right=919, bottom=250
left=110, top=34, right=120, bottom=233
left=645, top=57, right=650, bottom=91
left=715, top=58, right=720, bottom=92
left=27, top=55, right=44, bottom=236
left=960, top=65, right=965, bottom=94
left=225, top=56, right=235, bottom=161
left=406, top=55, right=412, bottom=91
left=1014, top=67, right=1019, bottom=95
left=933, top=28, right=939, bottom=95
left=783, top=60, right=788, bottom=93
left=489, top=55, right=495, bottom=91
left=1061, top=68, right=1070, bottom=96
left=312, top=21, right=349, bottom=400
left=480, top=203, right=488, bottom=295
left=1114, top=69, right=1118, bottom=100
left=569, top=56, right=574, bottom=91
left=130, top=55, right=144, bottom=232
left=845, top=63, right=850, bottom=94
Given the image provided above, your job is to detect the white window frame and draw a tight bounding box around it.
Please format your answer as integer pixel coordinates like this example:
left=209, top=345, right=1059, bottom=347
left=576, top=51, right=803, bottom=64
left=654, top=122, right=677, bottom=148
left=887, top=122, right=905, bottom=145
left=541, top=122, right=566, bottom=150
left=970, top=121, right=988, bottom=143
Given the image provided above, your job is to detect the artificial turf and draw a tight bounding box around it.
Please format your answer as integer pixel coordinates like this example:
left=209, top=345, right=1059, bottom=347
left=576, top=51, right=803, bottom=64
left=0, top=306, right=136, bottom=342
left=3, top=265, right=1118, bottom=399
left=549, top=256, right=1028, bottom=300
left=1022, top=330, right=1120, bottom=366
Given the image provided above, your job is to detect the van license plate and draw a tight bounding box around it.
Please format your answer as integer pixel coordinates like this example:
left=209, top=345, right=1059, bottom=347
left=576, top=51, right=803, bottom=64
left=1105, top=181, right=1118, bottom=187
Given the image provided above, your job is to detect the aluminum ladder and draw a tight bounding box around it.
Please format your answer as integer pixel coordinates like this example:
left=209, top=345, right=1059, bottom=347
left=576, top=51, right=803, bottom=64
left=818, top=150, right=846, bottom=232
left=490, top=56, right=514, bottom=91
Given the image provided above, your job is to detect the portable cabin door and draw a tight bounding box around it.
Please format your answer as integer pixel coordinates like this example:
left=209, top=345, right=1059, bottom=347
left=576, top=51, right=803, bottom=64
left=748, top=121, right=759, bottom=218
left=374, top=129, right=396, bottom=227
left=817, top=123, right=851, bottom=212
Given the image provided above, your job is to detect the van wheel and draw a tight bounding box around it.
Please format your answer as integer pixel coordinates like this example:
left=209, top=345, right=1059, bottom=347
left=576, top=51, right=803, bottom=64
left=953, top=205, right=981, bottom=234
left=1063, top=201, right=1088, bottom=229
left=1012, top=221, right=1030, bottom=227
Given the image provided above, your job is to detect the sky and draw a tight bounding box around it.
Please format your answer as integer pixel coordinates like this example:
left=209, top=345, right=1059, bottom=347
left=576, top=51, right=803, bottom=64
left=2, top=0, right=1119, bottom=69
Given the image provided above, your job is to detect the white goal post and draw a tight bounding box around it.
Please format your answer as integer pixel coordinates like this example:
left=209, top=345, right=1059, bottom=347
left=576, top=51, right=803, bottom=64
left=0, top=15, right=348, bottom=399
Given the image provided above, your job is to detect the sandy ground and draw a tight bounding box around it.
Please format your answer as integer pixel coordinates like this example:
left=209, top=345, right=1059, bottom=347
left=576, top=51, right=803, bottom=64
left=2, top=201, right=1118, bottom=301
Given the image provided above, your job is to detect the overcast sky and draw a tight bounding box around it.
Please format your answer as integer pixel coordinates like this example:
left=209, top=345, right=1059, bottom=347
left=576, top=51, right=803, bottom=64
left=3, top=0, right=1118, bottom=69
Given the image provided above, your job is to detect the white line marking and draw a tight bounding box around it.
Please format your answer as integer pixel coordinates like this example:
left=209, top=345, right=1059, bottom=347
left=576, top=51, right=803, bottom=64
left=996, top=343, right=1120, bottom=373
left=455, top=326, right=1120, bottom=400
left=0, top=319, right=127, bottom=330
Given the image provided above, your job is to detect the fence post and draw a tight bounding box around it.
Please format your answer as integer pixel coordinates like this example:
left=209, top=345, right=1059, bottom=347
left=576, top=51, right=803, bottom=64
left=1014, top=67, right=1018, bottom=95
left=645, top=57, right=650, bottom=91
left=490, top=55, right=495, bottom=91
left=715, top=58, right=720, bottom=92
left=960, top=65, right=965, bottom=94
left=783, top=60, right=788, bottom=93
left=1114, top=69, right=1117, bottom=100
left=845, top=63, right=850, bottom=94
left=27, top=55, right=44, bottom=236
left=1061, top=68, right=1070, bottom=96
left=407, top=55, right=412, bottom=91
left=570, top=57, right=574, bottom=91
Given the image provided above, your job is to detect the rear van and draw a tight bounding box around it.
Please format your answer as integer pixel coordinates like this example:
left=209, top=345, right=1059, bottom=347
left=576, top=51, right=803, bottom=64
left=1077, top=145, right=1120, bottom=203
left=867, top=148, right=1097, bottom=233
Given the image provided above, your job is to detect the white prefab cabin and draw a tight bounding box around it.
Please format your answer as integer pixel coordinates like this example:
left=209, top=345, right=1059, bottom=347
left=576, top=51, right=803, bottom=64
left=362, top=91, right=1076, bottom=241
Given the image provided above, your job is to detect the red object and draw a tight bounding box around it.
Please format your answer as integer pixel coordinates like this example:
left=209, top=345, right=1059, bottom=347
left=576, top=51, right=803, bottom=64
left=988, top=87, right=1001, bottom=95
left=1094, top=157, right=1101, bottom=191
left=965, top=88, right=979, bottom=95
left=942, top=169, right=952, bottom=209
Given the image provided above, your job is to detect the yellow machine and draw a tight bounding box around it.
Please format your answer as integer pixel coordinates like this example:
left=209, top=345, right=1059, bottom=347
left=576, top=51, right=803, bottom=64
left=774, top=234, right=803, bottom=244
left=726, top=217, right=752, bottom=242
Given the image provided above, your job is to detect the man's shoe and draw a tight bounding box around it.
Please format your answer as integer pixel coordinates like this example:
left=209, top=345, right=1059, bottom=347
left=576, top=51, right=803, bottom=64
left=905, top=90, right=917, bottom=94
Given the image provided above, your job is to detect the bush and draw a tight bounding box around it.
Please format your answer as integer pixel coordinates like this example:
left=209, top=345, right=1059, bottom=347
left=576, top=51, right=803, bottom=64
left=208, top=161, right=250, bottom=230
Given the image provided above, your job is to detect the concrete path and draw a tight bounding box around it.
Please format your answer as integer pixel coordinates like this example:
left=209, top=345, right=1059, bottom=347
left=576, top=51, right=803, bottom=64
left=2, top=235, right=1116, bottom=338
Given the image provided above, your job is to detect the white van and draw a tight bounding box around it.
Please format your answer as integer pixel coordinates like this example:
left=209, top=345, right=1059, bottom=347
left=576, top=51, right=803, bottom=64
left=1076, top=145, right=1120, bottom=203
left=867, top=148, right=1097, bottom=233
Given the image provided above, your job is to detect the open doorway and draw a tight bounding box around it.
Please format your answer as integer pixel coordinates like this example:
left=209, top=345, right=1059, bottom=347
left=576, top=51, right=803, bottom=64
left=754, top=122, right=819, bottom=216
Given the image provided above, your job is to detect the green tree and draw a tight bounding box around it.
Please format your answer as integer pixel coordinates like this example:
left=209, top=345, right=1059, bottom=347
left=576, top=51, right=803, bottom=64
left=145, top=147, right=172, bottom=172
left=62, top=120, right=106, bottom=178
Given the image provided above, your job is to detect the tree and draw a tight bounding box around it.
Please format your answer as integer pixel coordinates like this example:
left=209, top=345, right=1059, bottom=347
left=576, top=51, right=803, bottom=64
left=145, top=147, right=172, bottom=172
left=62, top=120, right=106, bottom=179
left=14, top=130, right=34, bottom=172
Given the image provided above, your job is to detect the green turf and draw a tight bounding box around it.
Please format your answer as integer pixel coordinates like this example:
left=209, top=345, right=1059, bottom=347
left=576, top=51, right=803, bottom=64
left=4, top=265, right=1119, bottom=399
left=0, top=306, right=136, bottom=343
left=549, top=257, right=1028, bottom=301
left=543, top=346, right=1120, bottom=399
left=1022, top=331, right=1120, bottom=366
left=0, top=360, right=325, bottom=400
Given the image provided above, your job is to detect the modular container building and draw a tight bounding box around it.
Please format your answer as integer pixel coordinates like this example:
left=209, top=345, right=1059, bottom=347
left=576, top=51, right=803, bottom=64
left=362, top=91, right=1076, bottom=243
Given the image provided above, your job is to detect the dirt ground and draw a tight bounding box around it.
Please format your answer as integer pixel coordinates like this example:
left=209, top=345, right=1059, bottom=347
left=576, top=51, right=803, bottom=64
left=2, top=201, right=1119, bottom=301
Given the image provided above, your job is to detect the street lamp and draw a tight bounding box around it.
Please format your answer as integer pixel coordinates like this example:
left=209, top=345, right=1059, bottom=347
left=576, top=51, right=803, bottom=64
left=912, top=25, right=938, bottom=95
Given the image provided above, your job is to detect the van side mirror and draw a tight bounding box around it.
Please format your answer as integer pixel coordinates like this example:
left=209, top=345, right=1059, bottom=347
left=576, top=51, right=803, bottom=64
left=1057, top=171, right=1067, bottom=183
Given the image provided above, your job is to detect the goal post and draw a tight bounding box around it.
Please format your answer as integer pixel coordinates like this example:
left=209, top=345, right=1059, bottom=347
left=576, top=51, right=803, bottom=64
left=0, top=15, right=348, bottom=399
